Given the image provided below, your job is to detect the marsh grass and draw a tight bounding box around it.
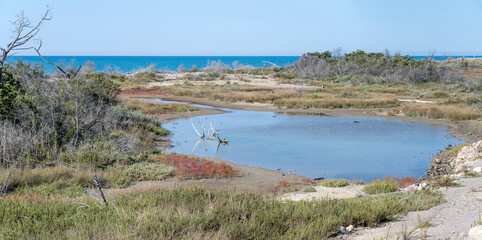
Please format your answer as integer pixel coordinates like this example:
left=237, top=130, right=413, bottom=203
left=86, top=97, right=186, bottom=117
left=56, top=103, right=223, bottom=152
left=362, top=181, right=398, bottom=194
left=432, top=175, right=461, bottom=188
left=123, top=99, right=199, bottom=115
left=402, top=103, right=479, bottom=121
left=0, top=187, right=445, bottom=239
left=319, top=179, right=351, bottom=188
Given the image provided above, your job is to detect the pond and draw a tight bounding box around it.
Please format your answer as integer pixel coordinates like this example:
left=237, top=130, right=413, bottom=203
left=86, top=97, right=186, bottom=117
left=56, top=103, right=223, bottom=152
left=140, top=98, right=463, bottom=181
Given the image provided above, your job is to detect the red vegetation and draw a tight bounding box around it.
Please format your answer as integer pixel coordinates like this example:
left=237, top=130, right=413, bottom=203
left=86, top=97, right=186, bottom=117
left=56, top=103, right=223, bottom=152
left=120, top=88, right=168, bottom=95
left=157, top=153, right=237, bottom=178
left=142, top=109, right=177, bottom=115
left=301, top=178, right=316, bottom=185
left=381, top=176, right=420, bottom=188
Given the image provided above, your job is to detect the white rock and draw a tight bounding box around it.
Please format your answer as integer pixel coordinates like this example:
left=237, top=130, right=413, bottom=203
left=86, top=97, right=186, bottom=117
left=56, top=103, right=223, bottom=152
left=473, top=167, right=482, bottom=173
left=346, top=225, right=354, bottom=232
left=468, top=225, right=482, bottom=239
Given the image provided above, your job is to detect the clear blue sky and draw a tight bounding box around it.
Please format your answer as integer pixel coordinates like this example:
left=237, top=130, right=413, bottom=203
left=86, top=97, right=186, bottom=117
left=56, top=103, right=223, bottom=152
left=1, top=0, right=481, bottom=56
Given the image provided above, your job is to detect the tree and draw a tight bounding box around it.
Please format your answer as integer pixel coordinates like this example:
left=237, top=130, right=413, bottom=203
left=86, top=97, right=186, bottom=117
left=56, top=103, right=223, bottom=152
left=0, top=7, right=52, bottom=83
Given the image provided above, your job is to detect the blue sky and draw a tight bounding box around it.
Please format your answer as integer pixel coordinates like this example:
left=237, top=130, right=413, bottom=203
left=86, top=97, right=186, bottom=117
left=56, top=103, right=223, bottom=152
left=1, top=0, right=481, bottom=56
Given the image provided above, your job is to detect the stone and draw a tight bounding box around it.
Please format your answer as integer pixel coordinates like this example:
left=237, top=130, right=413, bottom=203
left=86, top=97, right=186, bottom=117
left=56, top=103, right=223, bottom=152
left=339, top=226, right=347, bottom=234
left=346, top=225, right=354, bottom=232
left=468, top=225, right=482, bottom=239
left=473, top=167, right=482, bottom=173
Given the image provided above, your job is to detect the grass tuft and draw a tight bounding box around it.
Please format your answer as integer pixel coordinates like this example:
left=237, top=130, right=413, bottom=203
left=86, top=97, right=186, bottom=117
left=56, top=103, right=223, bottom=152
left=319, top=179, right=351, bottom=188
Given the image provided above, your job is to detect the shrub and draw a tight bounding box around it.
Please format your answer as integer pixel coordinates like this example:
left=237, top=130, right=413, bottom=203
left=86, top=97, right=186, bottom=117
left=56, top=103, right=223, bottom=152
left=320, top=179, right=351, bottom=188
left=362, top=181, right=398, bottom=194
left=0, top=70, right=19, bottom=117
left=303, top=186, right=317, bottom=192
left=152, top=126, right=169, bottom=136
left=432, top=175, right=460, bottom=188
left=123, top=162, right=175, bottom=181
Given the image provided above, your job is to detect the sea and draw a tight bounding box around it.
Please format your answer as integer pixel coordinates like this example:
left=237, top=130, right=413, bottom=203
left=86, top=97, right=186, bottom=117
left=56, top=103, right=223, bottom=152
left=7, top=55, right=481, bottom=73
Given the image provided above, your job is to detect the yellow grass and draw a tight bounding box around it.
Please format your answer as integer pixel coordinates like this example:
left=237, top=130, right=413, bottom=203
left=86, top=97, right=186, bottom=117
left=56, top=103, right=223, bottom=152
left=402, top=103, right=480, bottom=121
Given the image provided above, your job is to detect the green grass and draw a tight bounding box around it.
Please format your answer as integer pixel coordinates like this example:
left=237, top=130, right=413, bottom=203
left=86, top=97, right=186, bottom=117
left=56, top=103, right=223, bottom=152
left=362, top=181, right=398, bottom=194
left=0, top=187, right=445, bottom=239
left=319, top=179, right=351, bottom=188
left=303, top=186, right=316, bottom=192
left=433, top=175, right=461, bottom=188
left=123, top=161, right=175, bottom=181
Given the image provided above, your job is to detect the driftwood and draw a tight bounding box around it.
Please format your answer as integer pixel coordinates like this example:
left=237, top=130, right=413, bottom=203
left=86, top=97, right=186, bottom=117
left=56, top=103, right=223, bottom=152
left=93, top=173, right=108, bottom=206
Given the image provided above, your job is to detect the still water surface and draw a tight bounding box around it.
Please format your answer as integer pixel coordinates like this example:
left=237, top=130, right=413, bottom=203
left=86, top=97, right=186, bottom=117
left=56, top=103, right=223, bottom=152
left=141, top=98, right=463, bottom=181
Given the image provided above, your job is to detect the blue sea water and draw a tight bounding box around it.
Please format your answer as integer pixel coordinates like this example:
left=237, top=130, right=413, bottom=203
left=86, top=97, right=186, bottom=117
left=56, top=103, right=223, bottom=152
left=8, top=55, right=481, bottom=73
left=8, top=56, right=300, bottom=73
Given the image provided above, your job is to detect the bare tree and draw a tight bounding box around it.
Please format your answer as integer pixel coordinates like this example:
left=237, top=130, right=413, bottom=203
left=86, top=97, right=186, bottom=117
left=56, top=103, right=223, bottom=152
left=0, top=7, right=52, bottom=82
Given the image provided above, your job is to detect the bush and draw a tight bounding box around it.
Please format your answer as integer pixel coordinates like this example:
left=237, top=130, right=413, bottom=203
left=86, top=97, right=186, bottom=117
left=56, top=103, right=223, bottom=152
left=123, top=162, right=175, bottom=181
left=362, top=181, right=398, bottom=194
left=152, top=126, right=169, bottom=136
left=319, top=179, right=351, bottom=188
left=0, top=70, right=19, bottom=117
left=303, top=186, right=317, bottom=192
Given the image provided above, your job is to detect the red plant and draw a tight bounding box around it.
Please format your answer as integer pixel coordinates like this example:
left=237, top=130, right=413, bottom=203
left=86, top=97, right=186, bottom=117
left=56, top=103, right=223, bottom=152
left=381, top=176, right=420, bottom=188
left=301, top=178, right=316, bottom=185
left=120, top=88, right=168, bottom=95
left=157, top=153, right=237, bottom=178
left=277, top=180, right=290, bottom=188
left=142, top=109, right=177, bottom=115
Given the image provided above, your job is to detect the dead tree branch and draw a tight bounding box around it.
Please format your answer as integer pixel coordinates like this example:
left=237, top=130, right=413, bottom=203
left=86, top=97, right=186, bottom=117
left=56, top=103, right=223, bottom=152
left=0, top=7, right=52, bottom=81
left=34, top=39, right=82, bottom=80
left=93, top=173, right=108, bottom=206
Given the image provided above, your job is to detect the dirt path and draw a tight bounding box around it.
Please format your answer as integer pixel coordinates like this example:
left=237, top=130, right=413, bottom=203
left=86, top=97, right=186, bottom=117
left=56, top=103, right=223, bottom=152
left=348, top=177, right=482, bottom=240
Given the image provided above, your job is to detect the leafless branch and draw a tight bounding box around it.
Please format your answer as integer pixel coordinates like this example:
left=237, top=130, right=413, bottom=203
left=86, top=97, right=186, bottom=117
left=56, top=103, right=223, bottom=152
left=34, top=39, right=82, bottom=80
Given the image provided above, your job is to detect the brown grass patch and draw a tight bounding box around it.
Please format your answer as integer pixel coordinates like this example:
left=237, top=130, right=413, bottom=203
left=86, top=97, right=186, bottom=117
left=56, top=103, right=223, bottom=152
left=402, top=103, right=480, bottom=120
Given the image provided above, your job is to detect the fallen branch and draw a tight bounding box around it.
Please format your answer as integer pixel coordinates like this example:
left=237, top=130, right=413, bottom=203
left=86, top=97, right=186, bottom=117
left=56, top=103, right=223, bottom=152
left=93, top=173, right=108, bottom=206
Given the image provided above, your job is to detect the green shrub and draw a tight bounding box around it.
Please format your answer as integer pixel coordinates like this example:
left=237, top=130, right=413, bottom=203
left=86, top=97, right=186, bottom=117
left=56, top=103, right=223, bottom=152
left=123, top=162, right=175, bottom=181
left=433, top=175, right=460, bottom=188
left=152, top=126, right=169, bottom=136
left=60, top=140, right=120, bottom=168
left=303, top=186, right=317, bottom=192
left=320, top=179, right=351, bottom=188
left=0, top=70, right=19, bottom=117
left=362, top=181, right=398, bottom=194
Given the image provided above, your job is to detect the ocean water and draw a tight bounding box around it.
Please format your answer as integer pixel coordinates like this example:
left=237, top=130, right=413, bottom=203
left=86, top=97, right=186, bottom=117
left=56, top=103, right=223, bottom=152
left=8, top=55, right=480, bottom=73
left=7, top=56, right=300, bottom=73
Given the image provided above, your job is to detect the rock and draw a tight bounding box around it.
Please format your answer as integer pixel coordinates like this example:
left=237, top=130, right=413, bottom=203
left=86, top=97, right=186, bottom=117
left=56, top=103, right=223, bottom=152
left=346, top=225, right=354, bottom=232
left=339, top=226, right=347, bottom=234
left=473, top=167, right=482, bottom=173
left=468, top=225, right=482, bottom=239
left=417, top=180, right=429, bottom=191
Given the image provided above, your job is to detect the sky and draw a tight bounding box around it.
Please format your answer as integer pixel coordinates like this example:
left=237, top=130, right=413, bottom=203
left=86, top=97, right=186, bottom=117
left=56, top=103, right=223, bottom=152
left=1, top=0, right=481, bottom=56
